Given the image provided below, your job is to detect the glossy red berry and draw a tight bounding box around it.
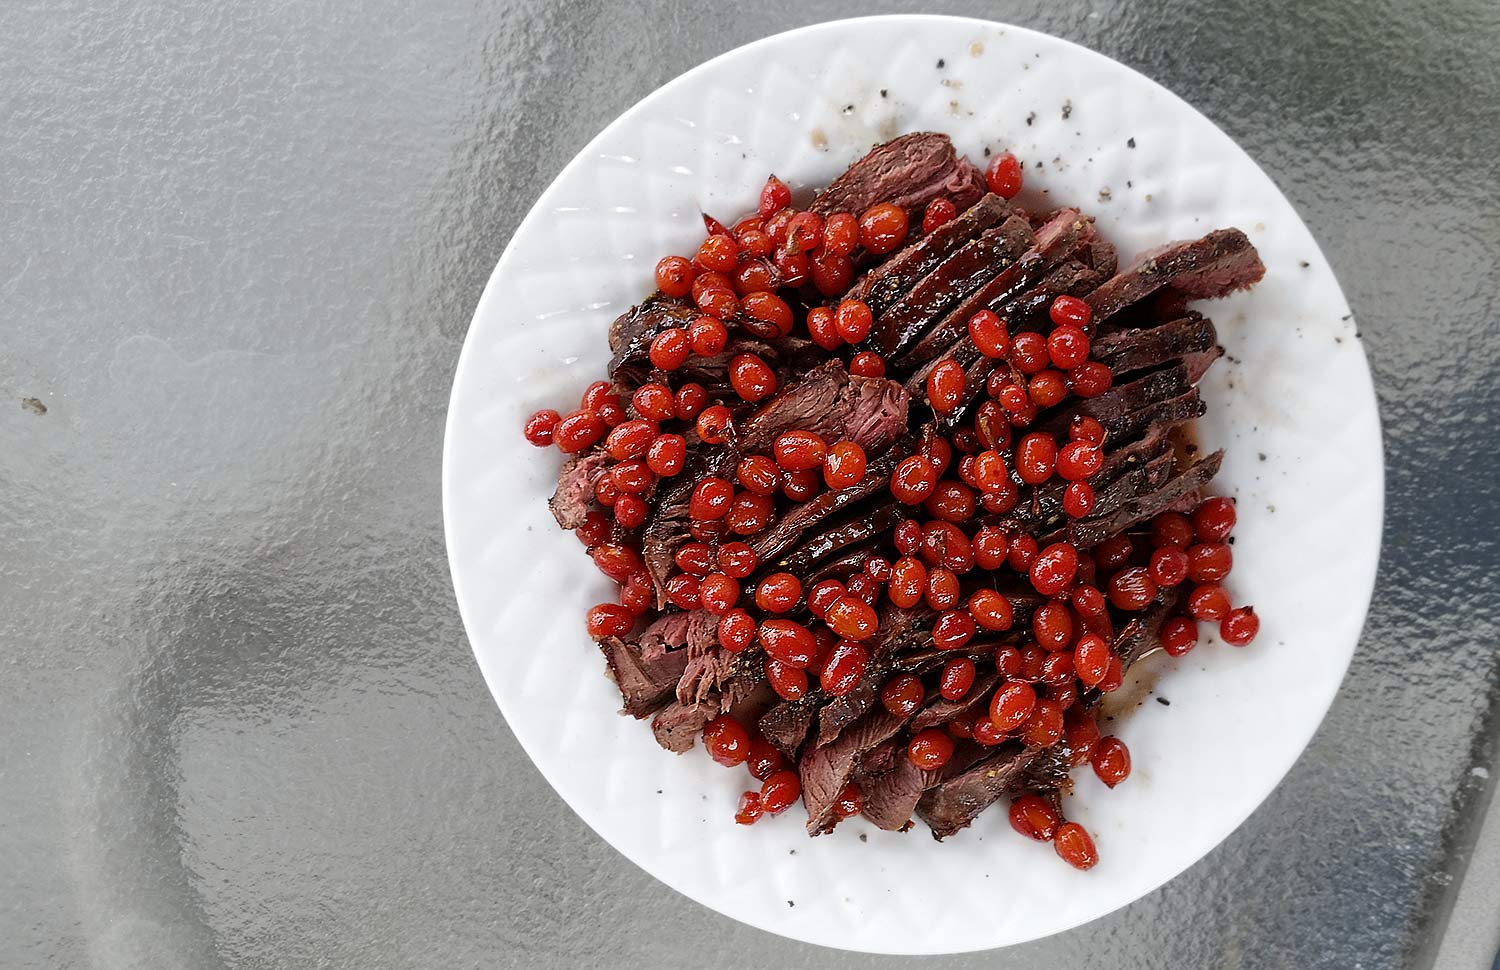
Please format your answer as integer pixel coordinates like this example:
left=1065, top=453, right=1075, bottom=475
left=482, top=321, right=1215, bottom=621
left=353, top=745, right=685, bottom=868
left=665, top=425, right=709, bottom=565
left=990, top=681, right=1037, bottom=732
left=1194, top=496, right=1238, bottom=542
left=774, top=430, right=828, bottom=471
left=922, top=197, right=958, bottom=233
left=1187, top=582, right=1231, bottom=621
left=820, top=639, right=869, bottom=697
left=848, top=351, right=886, bottom=378
left=734, top=791, right=763, bottom=825
left=1063, top=481, right=1096, bottom=518
left=967, top=588, right=1014, bottom=631
left=1048, top=325, right=1091, bottom=369
left=1054, top=822, right=1098, bottom=870
left=1016, top=432, right=1058, bottom=485
left=1069, top=361, right=1113, bottom=397
left=655, top=255, right=696, bottom=298
left=908, top=729, right=955, bottom=770
left=586, top=603, right=634, bottom=638
left=940, top=657, right=976, bottom=700
left=823, top=441, right=868, bottom=489
left=760, top=770, right=801, bottom=815
left=554, top=410, right=606, bottom=453
left=524, top=409, right=560, bottom=447
left=1049, top=295, right=1092, bottom=328
left=1009, top=795, right=1061, bottom=841
left=703, top=715, right=750, bottom=766
left=1091, top=735, right=1131, bottom=787
left=858, top=203, right=909, bottom=255
left=649, top=328, right=691, bottom=370
left=963, top=310, right=1007, bottom=361
left=759, top=175, right=791, bottom=218
left=985, top=152, right=1024, bottom=199
left=928, top=360, right=966, bottom=414
left=1030, top=542, right=1079, bottom=597
left=1160, top=616, right=1197, bottom=656
left=1221, top=606, right=1260, bottom=646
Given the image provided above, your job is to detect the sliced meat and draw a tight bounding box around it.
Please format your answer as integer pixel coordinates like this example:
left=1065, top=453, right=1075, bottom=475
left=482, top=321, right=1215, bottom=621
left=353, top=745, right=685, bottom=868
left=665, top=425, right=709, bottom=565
left=859, top=739, right=900, bottom=778
left=916, top=742, right=1044, bottom=839
left=1069, top=451, right=1224, bottom=547
left=801, top=707, right=908, bottom=834
left=1183, top=346, right=1223, bottom=384
left=872, top=217, right=1037, bottom=358
left=1090, top=314, right=1217, bottom=377
left=909, top=672, right=1000, bottom=732
left=739, top=361, right=910, bottom=457
left=1112, top=588, right=1185, bottom=671
left=618, top=335, right=808, bottom=394
left=848, top=194, right=1011, bottom=313
left=909, top=259, right=1105, bottom=425
left=677, top=644, right=738, bottom=706
left=1036, top=364, right=1192, bottom=438
left=1107, top=387, right=1205, bottom=443
left=895, top=209, right=1089, bottom=369
left=748, top=446, right=905, bottom=563
left=770, top=500, right=905, bottom=576
left=1097, top=425, right=1172, bottom=482
left=1086, top=228, right=1265, bottom=323
left=1082, top=232, right=1118, bottom=278
left=760, top=701, right=817, bottom=758
left=636, top=611, right=697, bottom=660
left=674, top=611, right=731, bottom=705
left=607, top=298, right=699, bottom=380
left=651, top=699, right=716, bottom=753
left=816, top=665, right=886, bottom=747
left=549, top=451, right=611, bottom=529
left=600, top=636, right=691, bottom=717
left=860, top=742, right=990, bottom=832
left=644, top=362, right=909, bottom=600
left=811, top=132, right=984, bottom=217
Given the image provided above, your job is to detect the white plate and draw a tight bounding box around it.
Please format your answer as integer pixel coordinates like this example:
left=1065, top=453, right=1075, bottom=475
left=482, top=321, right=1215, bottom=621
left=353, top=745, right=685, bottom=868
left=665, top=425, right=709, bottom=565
left=443, top=15, right=1382, bottom=954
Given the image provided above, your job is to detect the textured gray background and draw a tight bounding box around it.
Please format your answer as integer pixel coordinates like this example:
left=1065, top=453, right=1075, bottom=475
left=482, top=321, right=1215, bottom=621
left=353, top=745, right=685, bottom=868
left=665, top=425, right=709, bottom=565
left=3, top=1, right=1499, bottom=968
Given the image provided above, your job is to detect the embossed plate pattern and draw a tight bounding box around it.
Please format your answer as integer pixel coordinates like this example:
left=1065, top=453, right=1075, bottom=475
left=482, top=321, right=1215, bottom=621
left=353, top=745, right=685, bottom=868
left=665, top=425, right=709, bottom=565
left=443, top=16, right=1382, bottom=953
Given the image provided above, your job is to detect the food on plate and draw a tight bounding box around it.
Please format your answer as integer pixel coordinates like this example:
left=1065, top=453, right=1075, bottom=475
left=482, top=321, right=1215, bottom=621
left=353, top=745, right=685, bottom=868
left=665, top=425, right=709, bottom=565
left=524, top=132, right=1263, bottom=866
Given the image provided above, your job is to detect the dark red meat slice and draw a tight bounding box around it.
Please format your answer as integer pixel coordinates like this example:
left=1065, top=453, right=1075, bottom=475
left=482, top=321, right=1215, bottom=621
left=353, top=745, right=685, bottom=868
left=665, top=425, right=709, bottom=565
left=811, top=132, right=985, bottom=217
left=599, top=636, right=691, bottom=718
left=1086, top=228, right=1265, bottom=323
left=549, top=451, right=611, bottom=529
left=847, top=193, right=1012, bottom=313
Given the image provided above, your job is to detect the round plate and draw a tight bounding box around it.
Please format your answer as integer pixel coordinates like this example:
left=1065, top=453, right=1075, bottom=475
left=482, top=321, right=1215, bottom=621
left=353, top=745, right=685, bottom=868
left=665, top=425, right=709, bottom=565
left=443, top=15, right=1381, bottom=954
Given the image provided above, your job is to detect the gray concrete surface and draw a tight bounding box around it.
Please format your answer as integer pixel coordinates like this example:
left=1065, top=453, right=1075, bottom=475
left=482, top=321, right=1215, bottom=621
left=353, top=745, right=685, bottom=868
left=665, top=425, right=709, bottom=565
left=3, top=1, right=1499, bottom=968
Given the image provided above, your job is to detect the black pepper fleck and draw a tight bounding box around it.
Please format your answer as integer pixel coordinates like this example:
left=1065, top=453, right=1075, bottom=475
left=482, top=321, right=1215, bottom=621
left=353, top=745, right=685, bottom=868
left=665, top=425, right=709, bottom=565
left=1026, top=111, right=1036, bottom=126
left=936, top=58, right=945, bottom=68
left=1127, top=136, right=1136, bottom=148
left=1062, top=99, right=1072, bottom=119
left=843, top=104, right=854, bottom=114
left=1258, top=452, right=1267, bottom=461
left=1157, top=697, right=1170, bottom=706
left=859, top=833, right=868, bottom=842
left=21, top=397, right=46, bottom=416
left=880, top=89, right=888, bottom=98
left=983, top=146, right=991, bottom=156
left=788, top=900, right=795, bottom=907
left=1299, top=260, right=1310, bottom=268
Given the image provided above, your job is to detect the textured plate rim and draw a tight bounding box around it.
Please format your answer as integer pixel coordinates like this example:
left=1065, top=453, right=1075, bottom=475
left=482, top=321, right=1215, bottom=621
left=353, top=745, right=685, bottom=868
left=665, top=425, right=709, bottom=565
left=443, top=14, right=1384, bottom=953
